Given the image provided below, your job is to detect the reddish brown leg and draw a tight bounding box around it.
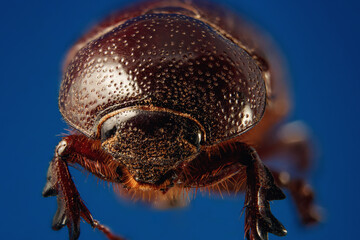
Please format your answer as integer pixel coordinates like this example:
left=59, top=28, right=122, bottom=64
left=42, top=135, right=124, bottom=240
left=258, top=121, right=313, bottom=170
left=258, top=122, right=321, bottom=225
left=181, top=142, right=287, bottom=240
left=272, top=171, right=320, bottom=224
left=239, top=144, right=287, bottom=240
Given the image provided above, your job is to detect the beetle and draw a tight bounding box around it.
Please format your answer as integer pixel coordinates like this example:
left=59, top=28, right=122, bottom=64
left=43, top=0, right=320, bottom=239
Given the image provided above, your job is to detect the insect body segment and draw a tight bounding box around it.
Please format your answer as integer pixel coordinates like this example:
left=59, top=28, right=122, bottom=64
left=44, top=1, right=320, bottom=239
left=59, top=13, right=265, bottom=143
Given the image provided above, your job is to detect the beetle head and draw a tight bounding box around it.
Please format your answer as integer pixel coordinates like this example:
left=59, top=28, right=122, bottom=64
left=100, top=107, right=203, bottom=184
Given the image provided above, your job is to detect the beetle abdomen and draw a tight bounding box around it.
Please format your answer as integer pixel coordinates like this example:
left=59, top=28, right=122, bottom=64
left=59, top=13, right=266, bottom=145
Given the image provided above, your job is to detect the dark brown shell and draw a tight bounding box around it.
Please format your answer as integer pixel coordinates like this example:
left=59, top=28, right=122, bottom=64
left=59, top=1, right=267, bottom=145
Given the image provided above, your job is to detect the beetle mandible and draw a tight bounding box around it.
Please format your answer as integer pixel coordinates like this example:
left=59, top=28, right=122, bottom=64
left=43, top=0, right=320, bottom=239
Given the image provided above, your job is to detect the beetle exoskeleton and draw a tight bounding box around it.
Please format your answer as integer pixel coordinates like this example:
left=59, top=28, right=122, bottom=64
left=43, top=1, right=320, bottom=240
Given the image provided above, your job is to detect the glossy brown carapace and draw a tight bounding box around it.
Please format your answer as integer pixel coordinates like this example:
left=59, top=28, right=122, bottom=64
left=43, top=1, right=320, bottom=240
left=59, top=13, right=266, bottom=143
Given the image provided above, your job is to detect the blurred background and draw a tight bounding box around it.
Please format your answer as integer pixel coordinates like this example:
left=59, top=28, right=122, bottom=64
left=1, top=0, right=359, bottom=239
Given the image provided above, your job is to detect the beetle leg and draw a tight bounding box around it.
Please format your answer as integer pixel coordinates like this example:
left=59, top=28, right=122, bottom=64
left=259, top=121, right=313, bottom=171
left=43, top=137, right=124, bottom=240
left=257, top=122, right=321, bottom=224
left=272, top=171, right=320, bottom=224
left=239, top=144, right=287, bottom=240
left=180, top=142, right=287, bottom=240
left=43, top=155, right=92, bottom=240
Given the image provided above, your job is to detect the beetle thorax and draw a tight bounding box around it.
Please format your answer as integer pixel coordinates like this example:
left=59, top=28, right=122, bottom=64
left=59, top=14, right=266, bottom=146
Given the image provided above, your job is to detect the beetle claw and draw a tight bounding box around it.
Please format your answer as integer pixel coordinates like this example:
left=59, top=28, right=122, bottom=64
left=265, top=208, right=287, bottom=236
left=244, top=157, right=287, bottom=240
left=245, top=194, right=287, bottom=240
left=43, top=159, right=83, bottom=240
left=52, top=197, right=68, bottom=230
left=43, top=155, right=124, bottom=240
left=263, top=167, right=286, bottom=201
left=42, top=161, right=58, bottom=197
left=52, top=193, right=86, bottom=240
left=43, top=161, right=67, bottom=230
left=68, top=218, right=81, bottom=240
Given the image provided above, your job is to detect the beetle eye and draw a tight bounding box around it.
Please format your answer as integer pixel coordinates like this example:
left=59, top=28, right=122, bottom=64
left=100, top=117, right=117, bottom=141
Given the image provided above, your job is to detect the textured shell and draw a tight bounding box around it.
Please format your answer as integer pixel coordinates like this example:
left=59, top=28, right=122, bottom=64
left=59, top=3, right=266, bottom=145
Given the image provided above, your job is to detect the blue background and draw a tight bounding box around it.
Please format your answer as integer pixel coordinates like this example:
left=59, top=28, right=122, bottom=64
left=1, top=0, right=359, bottom=239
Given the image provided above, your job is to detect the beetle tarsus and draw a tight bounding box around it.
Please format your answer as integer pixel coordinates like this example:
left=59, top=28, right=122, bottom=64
left=93, top=220, right=126, bottom=240
left=243, top=146, right=287, bottom=240
left=68, top=217, right=80, bottom=240
left=43, top=139, right=125, bottom=240
left=44, top=157, right=84, bottom=240
left=52, top=197, right=67, bottom=230
left=42, top=161, right=58, bottom=197
left=258, top=121, right=321, bottom=225
left=244, top=185, right=287, bottom=240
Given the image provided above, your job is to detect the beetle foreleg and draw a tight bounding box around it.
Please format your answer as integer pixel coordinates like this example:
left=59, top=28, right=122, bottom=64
left=257, top=122, right=321, bottom=224
left=43, top=155, right=92, bottom=240
left=237, top=144, right=287, bottom=240
left=180, top=142, right=288, bottom=240
left=42, top=138, right=124, bottom=240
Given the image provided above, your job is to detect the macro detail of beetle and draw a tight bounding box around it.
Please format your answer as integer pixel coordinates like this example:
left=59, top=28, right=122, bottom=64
left=43, top=0, right=320, bottom=239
